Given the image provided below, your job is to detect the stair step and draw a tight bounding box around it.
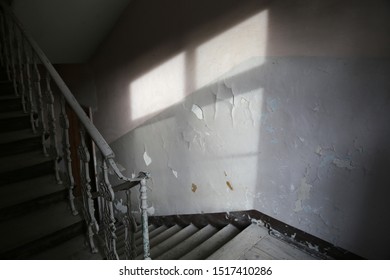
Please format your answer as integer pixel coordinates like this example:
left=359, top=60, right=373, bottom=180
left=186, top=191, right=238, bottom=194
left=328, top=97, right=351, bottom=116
left=0, top=175, right=64, bottom=210
left=0, top=114, right=31, bottom=132
left=181, top=223, right=240, bottom=260
left=0, top=81, right=14, bottom=95
left=0, top=110, right=27, bottom=120
left=207, top=223, right=265, bottom=260
left=0, top=129, right=35, bottom=144
left=0, top=136, right=42, bottom=158
left=156, top=224, right=218, bottom=260
left=139, top=224, right=199, bottom=260
left=0, top=96, right=22, bottom=113
left=116, top=224, right=155, bottom=244
left=0, top=161, right=53, bottom=186
left=0, top=189, right=67, bottom=222
left=2, top=221, right=85, bottom=260
left=29, top=233, right=102, bottom=260
left=0, top=201, right=82, bottom=258
left=135, top=224, right=183, bottom=258
left=0, top=151, right=49, bottom=173
left=115, top=224, right=157, bottom=252
left=117, top=225, right=168, bottom=259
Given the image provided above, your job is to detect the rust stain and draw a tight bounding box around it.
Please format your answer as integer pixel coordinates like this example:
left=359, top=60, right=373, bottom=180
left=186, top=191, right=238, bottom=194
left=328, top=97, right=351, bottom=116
left=226, top=181, right=234, bottom=191
left=191, top=183, right=198, bottom=193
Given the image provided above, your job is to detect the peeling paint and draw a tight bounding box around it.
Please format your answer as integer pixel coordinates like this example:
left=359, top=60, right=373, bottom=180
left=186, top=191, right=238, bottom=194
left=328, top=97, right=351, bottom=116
left=353, top=138, right=364, bottom=153
left=333, top=158, right=354, bottom=170
left=319, top=154, right=336, bottom=168
left=143, top=150, right=152, bottom=166
left=191, top=183, right=198, bottom=193
left=147, top=206, right=155, bottom=215
left=181, top=128, right=206, bottom=151
left=294, top=177, right=313, bottom=212
left=114, top=199, right=127, bottom=214
left=170, top=168, right=178, bottom=178
left=191, top=104, right=204, bottom=120
left=266, top=98, right=279, bottom=113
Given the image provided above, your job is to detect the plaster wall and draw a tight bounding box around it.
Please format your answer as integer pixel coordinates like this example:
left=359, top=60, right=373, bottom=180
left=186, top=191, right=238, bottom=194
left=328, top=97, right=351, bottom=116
left=91, top=0, right=390, bottom=259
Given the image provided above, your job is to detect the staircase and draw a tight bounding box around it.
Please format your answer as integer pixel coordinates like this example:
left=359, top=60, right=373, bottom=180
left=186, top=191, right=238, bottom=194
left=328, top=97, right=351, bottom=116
left=112, top=212, right=326, bottom=260
left=0, top=2, right=361, bottom=260
left=0, top=71, right=94, bottom=260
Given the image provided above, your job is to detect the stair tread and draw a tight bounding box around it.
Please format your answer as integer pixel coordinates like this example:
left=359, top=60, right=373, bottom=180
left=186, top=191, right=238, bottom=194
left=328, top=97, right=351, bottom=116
left=0, top=174, right=65, bottom=210
left=181, top=223, right=240, bottom=260
left=135, top=224, right=182, bottom=259
left=0, top=201, right=82, bottom=254
left=0, top=97, right=23, bottom=113
left=156, top=224, right=218, bottom=260
left=29, top=233, right=102, bottom=260
left=0, top=135, right=42, bottom=158
left=207, top=223, right=268, bottom=260
left=117, top=224, right=169, bottom=259
left=0, top=150, right=49, bottom=173
left=116, top=224, right=157, bottom=249
left=139, top=224, right=199, bottom=260
left=0, top=129, right=35, bottom=144
left=0, top=110, right=27, bottom=120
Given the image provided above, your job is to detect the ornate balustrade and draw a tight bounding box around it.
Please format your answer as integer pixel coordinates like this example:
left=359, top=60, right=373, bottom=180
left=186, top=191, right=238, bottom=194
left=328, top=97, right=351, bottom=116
left=0, top=3, right=150, bottom=260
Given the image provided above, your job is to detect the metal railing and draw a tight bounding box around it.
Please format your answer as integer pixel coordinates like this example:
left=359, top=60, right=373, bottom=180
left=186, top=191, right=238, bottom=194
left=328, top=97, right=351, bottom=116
left=0, top=3, right=151, bottom=260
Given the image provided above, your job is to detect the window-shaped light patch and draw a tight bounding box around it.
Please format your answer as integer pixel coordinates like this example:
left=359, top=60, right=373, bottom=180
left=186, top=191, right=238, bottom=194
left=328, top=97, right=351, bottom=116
left=195, top=10, right=268, bottom=89
left=130, top=52, right=185, bottom=121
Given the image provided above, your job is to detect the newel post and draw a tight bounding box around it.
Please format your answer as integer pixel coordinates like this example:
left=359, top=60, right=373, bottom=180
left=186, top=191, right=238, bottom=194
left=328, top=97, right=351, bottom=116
left=140, top=177, right=151, bottom=260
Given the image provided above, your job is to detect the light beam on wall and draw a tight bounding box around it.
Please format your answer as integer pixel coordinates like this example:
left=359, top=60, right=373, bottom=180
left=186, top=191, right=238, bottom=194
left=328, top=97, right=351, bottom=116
left=130, top=52, right=185, bottom=121
left=195, top=10, right=268, bottom=89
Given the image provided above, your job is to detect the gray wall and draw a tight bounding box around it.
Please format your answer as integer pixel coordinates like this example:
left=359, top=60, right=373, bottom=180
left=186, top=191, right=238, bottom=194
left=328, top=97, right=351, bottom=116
left=12, top=0, right=132, bottom=63
left=90, top=0, right=390, bottom=259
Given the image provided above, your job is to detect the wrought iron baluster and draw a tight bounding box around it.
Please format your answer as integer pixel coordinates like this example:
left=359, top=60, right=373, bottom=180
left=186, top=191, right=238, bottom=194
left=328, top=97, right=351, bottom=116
left=14, top=25, right=26, bottom=113
left=123, top=189, right=137, bottom=260
left=44, top=72, right=61, bottom=184
left=0, top=11, right=10, bottom=80
left=5, top=15, right=17, bottom=95
left=79, top=127, right=99, bottom=254
left=98, top=159, right=119, bottom=259
left=59, top=95, right=78, bottom=215
left=0, top=10, right=4, bottom=67
left=24, top=44, right=37, bottom=133
left=32, top=56, right=48, bottom=156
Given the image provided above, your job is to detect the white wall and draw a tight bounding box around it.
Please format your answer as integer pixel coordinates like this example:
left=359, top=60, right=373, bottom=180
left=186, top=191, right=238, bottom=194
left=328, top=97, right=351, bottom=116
left=91, top=0, right=390, bottom=259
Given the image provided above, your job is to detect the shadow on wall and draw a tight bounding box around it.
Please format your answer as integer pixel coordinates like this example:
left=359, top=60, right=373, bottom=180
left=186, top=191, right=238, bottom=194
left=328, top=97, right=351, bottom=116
left=91, top=0, right=390, bottom=259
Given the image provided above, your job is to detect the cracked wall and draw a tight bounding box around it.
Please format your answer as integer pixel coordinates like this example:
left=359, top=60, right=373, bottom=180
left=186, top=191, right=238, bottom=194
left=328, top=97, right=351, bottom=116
left=91, top=0, right=390, bottom=259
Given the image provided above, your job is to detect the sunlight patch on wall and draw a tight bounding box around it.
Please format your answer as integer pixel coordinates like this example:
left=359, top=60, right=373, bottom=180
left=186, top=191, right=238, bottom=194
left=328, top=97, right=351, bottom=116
left=130, top=52, right=185, bottom=121
left=195, top=10, right=268, bottom=89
